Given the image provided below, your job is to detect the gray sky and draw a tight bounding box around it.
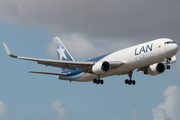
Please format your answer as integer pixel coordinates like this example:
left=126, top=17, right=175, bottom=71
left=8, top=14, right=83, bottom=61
left=1, top=0, right=179, bottom=59
left=0, top=0, right=180, bottom=43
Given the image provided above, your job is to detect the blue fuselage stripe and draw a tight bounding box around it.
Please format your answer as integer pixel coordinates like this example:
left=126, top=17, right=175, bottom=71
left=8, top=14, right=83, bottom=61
left=61, top=53, right=111, bottom=78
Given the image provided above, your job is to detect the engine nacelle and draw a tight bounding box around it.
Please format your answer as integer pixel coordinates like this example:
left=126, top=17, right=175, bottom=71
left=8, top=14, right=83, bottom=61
left=145, top=63, right=165, bottom=76
left=92, top=61, right=111, bottom=74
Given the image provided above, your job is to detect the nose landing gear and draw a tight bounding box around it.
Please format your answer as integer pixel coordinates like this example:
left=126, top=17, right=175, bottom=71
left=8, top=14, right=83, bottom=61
left=165, top=65, right=171, bottom=69
left=165, top=58, right=171, bottom=70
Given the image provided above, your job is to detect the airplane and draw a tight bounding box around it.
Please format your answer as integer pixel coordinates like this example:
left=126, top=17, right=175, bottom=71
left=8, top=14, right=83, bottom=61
left=3, top=37, right=179, bottom=85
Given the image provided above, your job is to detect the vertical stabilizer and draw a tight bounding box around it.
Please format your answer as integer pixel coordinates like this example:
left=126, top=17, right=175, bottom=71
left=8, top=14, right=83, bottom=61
left=53, top=37, right=74, bottom=61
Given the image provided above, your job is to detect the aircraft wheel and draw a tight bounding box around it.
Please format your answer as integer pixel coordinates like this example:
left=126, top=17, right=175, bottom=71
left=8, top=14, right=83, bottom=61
left=166, top=65, right=171, bottom=69
left=128, top=80, right=132, bottom=85
left=125, top=79, right=129, bottom=84
left=96, top=80, right=100, bottom=84
left=169, top=66, right=171, bottom=69
left=100, top=80, right=104, bottom=85
left=93, top=79, right=97, bottom=84
left=132, top=80, right=136, bottom=85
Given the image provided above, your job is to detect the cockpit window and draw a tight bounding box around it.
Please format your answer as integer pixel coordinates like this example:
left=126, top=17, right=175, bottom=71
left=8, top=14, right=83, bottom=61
left=164, top=41, right=176, bottom=44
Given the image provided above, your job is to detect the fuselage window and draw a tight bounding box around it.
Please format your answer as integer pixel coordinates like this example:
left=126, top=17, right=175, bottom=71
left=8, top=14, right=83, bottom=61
left=164, top=41, right=176, bottom=45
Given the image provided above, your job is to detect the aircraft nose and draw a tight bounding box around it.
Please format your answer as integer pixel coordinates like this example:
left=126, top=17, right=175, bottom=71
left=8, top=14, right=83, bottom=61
left=172, top=43, right=179, bottom=53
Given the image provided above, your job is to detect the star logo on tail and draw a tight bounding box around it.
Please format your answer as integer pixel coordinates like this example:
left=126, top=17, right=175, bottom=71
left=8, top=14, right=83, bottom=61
left=56, top=46, right=67, bottom=60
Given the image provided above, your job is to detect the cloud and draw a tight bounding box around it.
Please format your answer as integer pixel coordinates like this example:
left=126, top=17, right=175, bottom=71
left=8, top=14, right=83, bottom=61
left=46, top=34, right=133, bottom=59
left=132, top=109, right=139, bottom=120
left=41, top=100, right=70, bottom=120
left=46, top=34, right=95, bottom=59
left=152, top=85, right=180, bottom=120
left=0, top=101, right=12, bottom=120
left=46, top=41, right=57, bottom=57
left=112, top=116, right=119, bottom=120
left=0, top=0, right=180, bottom=42
left=0, top=0, right=179, bottom=59
left=51, top=100, right=67, bottom=116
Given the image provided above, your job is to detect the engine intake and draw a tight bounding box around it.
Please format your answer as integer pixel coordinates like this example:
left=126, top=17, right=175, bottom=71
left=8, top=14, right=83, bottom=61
left=92, top=61, right=111, bottom=74
left=145, top=63, right=165, bottom=76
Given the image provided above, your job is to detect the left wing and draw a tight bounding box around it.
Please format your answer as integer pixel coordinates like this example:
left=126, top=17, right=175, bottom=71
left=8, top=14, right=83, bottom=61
left=3, top=43, right=95, bottom=71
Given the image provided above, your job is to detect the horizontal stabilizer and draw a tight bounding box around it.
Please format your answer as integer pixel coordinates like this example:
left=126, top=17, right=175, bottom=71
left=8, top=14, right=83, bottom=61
left=28, top=71, right=67, bottom=76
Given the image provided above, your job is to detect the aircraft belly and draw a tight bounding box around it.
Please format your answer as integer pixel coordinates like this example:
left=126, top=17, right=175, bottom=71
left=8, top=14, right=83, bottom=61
left=59, top=72, right=85, bottom=81
left=74, top=73, right=97, bottom=82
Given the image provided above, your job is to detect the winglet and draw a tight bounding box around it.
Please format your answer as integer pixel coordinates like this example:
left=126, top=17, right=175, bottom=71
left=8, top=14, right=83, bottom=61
left=3, top=43, right=17, bottom=58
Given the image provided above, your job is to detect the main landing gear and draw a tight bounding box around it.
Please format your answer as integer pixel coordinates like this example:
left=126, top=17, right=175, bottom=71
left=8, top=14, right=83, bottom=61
left=93, top=79, right=104, bottom=85
left=165, top=58, right=171, bottom=70
left=93, top=75, right=104, bottom=85
left=125, top=71, right=136, bottom=85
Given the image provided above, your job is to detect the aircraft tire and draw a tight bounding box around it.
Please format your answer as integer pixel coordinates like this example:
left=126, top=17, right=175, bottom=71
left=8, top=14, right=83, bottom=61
left=93, top=79, right=97, bottom=84
left=97, top=80, right=100, bottom=84
left=168, top=65, right=171, bottom=69
left=166, top=65, right=171, bottom=69
left=125, top=79, right=129, bottom=84
left=100, top=80, right=104, bottom=85
left=132, top=80, right=136, bottom=85
left=128, top=80, right=132, bottom=85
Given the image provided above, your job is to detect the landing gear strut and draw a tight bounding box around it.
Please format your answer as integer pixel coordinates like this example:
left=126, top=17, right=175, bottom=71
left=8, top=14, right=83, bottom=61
left=125, top=71, right=136, bottom=85
left=93, top=75, right=104, bottom=85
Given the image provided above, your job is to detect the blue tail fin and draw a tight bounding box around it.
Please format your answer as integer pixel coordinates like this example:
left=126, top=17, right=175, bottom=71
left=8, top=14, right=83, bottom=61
left=53, top=37, right=74, bottom=61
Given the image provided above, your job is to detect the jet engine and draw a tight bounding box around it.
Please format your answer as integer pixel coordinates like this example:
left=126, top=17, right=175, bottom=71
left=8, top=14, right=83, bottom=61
left=92, top=61, right=122, bottom=74
left=92, top=61, right=111, bottom=74
left=144, top=63, right=165, bottom=76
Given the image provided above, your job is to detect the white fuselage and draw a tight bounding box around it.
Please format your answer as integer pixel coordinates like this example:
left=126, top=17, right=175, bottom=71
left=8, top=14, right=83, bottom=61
left=62, top=38, right=178, bottom=82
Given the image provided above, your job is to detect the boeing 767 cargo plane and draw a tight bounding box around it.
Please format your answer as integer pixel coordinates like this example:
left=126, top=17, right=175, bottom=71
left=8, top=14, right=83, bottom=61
left=3, top=37, right=179, bottom=85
